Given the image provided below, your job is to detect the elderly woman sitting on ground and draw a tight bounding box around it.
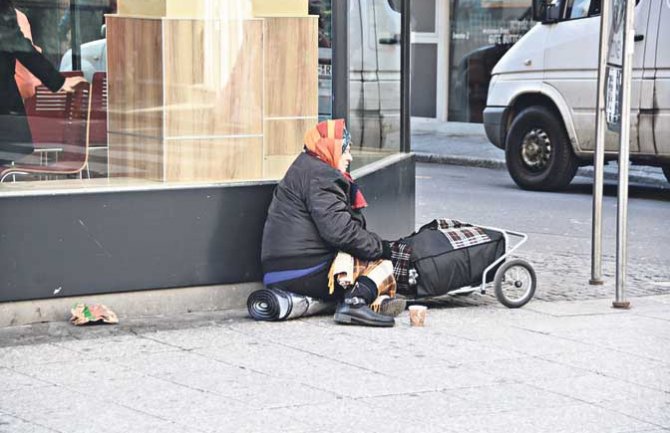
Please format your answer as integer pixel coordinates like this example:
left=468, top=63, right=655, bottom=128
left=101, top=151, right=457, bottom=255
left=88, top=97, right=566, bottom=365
left=261, top=119, right=404, bottom=327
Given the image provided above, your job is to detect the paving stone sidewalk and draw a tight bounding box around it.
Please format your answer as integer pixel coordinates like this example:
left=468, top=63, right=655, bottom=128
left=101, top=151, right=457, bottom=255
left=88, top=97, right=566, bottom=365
left=0, top=120, right=667, bottom=433
left=1, top=294, right=669, bottom=433
left=421, top=250, right=670, bottom=310
left=412, top=120, right=670, bottom=304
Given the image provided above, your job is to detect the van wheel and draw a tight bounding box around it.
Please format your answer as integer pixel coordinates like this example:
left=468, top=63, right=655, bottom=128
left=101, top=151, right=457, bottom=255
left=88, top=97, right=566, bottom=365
left=505, top=106, right=579, bottom=191
left=663, top=166, right=670, bottom=184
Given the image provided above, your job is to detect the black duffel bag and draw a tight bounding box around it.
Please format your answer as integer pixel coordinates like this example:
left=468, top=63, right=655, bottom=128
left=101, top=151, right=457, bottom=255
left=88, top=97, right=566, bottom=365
left=401, top=219, right=506, bottom=298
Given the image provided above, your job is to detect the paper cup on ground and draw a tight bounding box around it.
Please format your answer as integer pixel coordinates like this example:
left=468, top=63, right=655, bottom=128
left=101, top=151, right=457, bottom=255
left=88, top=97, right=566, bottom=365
left=409, top=305, right=427, bottom=327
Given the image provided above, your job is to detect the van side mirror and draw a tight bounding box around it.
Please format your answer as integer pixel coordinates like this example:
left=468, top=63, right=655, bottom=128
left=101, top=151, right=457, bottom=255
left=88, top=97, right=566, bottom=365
left=101, top=24, right=106, bottom=38
left=532, top=0, right=562, bottom=23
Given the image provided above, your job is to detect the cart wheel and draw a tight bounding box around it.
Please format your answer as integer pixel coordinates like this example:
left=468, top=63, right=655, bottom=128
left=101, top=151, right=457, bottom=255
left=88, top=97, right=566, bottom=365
left=494, top=259, right=536, bottom=308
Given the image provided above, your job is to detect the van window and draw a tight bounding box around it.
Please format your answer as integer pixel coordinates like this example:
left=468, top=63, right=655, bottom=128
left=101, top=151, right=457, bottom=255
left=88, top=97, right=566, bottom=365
left=387, top=0, right=402, bottom=13
left=565, top=0, right=601, bottom=19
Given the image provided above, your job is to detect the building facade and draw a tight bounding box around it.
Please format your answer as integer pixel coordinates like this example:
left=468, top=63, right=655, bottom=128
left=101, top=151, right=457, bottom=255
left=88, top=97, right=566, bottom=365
left=411, top=0, right=533, bottom=122
left=0, top=0, right=414, bottom=306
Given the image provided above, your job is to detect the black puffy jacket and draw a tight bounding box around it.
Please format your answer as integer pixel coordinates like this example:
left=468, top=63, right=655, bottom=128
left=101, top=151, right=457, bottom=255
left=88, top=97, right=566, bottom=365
left=261, top=152, right=384, bottom=273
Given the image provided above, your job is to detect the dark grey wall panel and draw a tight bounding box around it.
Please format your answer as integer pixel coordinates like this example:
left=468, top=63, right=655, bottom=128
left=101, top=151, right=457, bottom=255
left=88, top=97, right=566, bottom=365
left=332, top=0, right=349, bottom=122
left=0, top=184, right=275, bottom=302
left=0, top=155, right=415, bottom=302
left=411, top=43, right=438, bottom=118
left=401, top=0, right=412, bottom=152
left=411, top=0, right=436, bottom=33
left=357, top=155, right=415, bottom=240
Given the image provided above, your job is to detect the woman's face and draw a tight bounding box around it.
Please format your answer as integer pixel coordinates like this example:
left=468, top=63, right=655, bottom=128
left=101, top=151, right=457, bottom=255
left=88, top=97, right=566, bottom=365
left=338, top=145, right=353, bottom=173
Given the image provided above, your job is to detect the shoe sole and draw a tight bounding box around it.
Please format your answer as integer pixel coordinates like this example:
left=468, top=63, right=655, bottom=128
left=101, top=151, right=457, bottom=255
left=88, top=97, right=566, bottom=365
left=378, top=298, right=407, bottom=317
left=334, top=312, right=395, bottom=327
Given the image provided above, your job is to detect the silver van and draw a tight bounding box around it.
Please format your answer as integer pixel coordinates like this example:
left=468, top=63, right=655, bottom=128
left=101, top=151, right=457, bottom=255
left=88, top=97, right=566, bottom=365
left=483, top=0, right=669, bottom=190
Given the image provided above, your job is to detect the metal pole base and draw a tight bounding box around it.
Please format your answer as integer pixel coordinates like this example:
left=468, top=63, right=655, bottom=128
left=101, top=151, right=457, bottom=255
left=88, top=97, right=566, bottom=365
left=589, top=279, right=605, bottom=285
left=612, top=301, right=631, bottom=309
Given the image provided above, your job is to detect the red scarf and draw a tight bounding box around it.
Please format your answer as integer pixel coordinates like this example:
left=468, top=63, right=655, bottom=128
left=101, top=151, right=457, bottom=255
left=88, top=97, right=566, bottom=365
left=343, top=172, right=368, bottom=210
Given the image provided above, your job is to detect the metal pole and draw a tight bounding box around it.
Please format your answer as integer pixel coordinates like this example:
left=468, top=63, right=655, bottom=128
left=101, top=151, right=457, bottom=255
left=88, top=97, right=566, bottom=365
left=590, top=0, right=610, bottom=286
left=400, top=0, right=412, bottom=153
left=613, top=0, right=635, bottom=309
left=332, top=0, right=350, bottom=124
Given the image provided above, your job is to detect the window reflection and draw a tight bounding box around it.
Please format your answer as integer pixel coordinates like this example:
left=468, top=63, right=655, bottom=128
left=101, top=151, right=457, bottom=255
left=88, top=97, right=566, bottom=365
left=0, top=1, right=352, bottom=193
left=309, top=0, right=333, bottom=120
left=448, top=0, right=533, bottom=122
left=349, top=0, right=402, bottom=170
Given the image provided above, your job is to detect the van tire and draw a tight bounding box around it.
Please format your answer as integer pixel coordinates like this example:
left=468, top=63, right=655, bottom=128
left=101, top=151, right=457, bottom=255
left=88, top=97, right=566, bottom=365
left=663, top=166, right=670, bottom=184
left=505, top=106, right=579, bottom=191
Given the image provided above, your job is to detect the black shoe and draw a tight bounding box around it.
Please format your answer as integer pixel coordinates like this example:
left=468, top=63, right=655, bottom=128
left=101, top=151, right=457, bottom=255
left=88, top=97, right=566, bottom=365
left=333, top=297, right=395, bottom=327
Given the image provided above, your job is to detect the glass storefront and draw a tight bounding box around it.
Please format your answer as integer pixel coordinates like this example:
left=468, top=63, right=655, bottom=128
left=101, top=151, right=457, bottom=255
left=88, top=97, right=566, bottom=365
left=309, top=0, right=333, bottom=120
left=448, top=0, right=533, bottom=122
left=0, top=0, right=415, bottom=303
left=1, top=0, right=405, bottom=195
left=349, top=0, right=403, bottom=170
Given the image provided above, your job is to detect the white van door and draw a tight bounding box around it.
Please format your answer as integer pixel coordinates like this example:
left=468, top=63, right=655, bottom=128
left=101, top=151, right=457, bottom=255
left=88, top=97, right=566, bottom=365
left=543, top=0, right=652, bottom=152
left=652, top=0, right=670, bottom=156
left=638, top=0, right=662, bottom=155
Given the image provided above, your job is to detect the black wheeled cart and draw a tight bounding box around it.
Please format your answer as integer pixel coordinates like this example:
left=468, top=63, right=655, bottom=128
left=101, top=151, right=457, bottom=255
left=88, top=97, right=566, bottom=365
left=401, top=219, right=536, bottom=308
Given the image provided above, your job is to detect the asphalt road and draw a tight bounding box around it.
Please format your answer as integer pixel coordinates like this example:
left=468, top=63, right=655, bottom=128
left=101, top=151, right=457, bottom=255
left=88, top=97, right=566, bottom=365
left=415, top=163, right=670, bottom=301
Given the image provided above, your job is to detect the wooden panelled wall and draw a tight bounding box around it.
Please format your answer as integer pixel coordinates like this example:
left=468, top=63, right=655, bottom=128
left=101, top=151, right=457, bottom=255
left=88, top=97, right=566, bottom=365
left=106, top=16, right=317, bottom=182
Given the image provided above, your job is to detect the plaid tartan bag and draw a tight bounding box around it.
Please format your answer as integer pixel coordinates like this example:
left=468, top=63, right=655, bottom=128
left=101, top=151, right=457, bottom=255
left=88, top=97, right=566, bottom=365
left=400, top=219, right=506, bottom=297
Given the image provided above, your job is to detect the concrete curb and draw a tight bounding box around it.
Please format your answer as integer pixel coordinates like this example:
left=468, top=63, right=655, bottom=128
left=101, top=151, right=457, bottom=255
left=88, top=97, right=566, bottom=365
left=576, top=166, right=668, bottom=187
left=415, top=152, right=669, bottom=188
left=415, top=153, right=506, bottom=170
left=0, top=282, right=262, bottom=328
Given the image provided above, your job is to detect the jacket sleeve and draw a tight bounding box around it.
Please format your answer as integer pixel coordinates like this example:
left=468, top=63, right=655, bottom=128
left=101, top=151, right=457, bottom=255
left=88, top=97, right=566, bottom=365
left=306, top=175, right=384, bottom=260
left=0, top=12, right=64, bottom=92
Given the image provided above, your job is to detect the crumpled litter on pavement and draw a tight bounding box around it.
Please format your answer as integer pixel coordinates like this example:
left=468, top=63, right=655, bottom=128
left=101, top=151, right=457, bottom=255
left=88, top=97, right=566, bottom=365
left=70, top=303, right=119, bottom=326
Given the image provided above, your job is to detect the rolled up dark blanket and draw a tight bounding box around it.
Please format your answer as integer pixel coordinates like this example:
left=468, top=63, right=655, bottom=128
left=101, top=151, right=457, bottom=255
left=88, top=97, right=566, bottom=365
left=247, top=287, right=335, bottom=321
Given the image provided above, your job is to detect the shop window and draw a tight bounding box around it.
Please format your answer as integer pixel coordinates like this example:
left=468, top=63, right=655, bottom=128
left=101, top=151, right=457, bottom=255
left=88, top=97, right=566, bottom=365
left=0, top=0, right=352, bottom=195
left=448, top=0, right=533, bottom=122
left=309, top=0, right=334, bottom=121
left=349, top=0, right=403, bottom=168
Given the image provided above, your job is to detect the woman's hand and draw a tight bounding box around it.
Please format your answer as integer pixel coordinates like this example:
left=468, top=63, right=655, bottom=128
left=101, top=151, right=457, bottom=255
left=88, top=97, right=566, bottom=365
left=381, top=240, right=393, bottom=260
left=59, top=76, right=87, bottom=93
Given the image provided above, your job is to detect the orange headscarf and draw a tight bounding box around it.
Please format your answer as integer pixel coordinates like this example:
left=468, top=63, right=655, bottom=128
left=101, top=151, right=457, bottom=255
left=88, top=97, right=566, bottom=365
left=303, top=119, right=367, bottom=210
left=304, top=119, right=347, bottom=170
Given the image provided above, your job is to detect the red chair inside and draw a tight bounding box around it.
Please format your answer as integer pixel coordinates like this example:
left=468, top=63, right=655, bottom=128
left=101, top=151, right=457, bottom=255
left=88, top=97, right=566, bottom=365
left=24, top=71, right=84, bottom=151
left=0, top=81, right=91, bottom=181
left=89, top=72, right=107, bottom=148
